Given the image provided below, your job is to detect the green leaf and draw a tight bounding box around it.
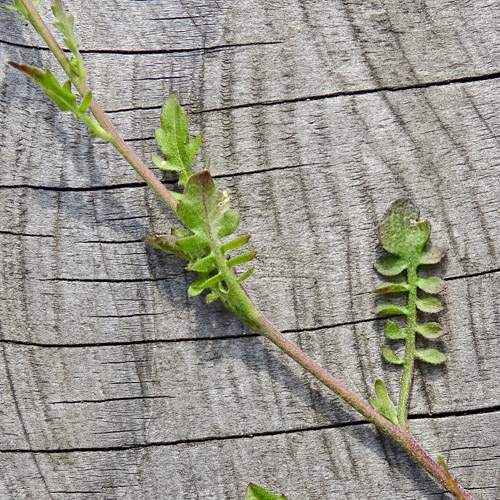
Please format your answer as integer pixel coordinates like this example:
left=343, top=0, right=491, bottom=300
left=373, top=281, right=409, bottom=294
left=153, top=93, right=202, bottom=187
left=375, top=303, right=408, bottom=316
left=384, top=320, right=407, bottom=340
left=377, top=198, right=430, bottom=260
left=416, top=349, right=447, bottom=364
left=381, top=346, right=405, bottom=365
left=5, top=0, right=40, bottom=21
left=245, top=483, right=288, bottom=500
left=51, top=0, right=85, bottom=80
left=375, top=254, right=407, bottom=276
left=420, top=246, right=446, bottom=265
left=415, top=322, right=443, bottom=339
left=417, top=277, right=445, bottom=294
left=8, top=62, right=110, bottom=140
left=177, top=171, right=239, bottom=252
left=369, top=379, right=399, bottom=426
left=416, top=297, right=443, bottom=313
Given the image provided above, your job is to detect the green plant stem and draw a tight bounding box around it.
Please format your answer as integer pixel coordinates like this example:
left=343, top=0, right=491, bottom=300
left=398, top=263, right=418, bottom=430
left=18, top=0, right=179, bottom=213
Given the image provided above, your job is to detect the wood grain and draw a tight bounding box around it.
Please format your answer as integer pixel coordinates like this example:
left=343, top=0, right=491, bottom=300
left=0, top=0, right=499, bottom=499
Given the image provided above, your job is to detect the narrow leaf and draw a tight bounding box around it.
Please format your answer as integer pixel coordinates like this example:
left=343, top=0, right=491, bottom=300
left=375, top=303, right=408, bottom=316
left=154, top=93, right=201, bottom=186
left=245, top=483, right=288, bottom=500
left=416, top=349, right=447, bottom=364
left=415, top=322, right=443, bottom=339
left=375, top=254, right=407, bottom=276
left=417, top=277, right=445, bottom=294
left=227, top=251, right=257, bottom=268
left=384, top=320, right=407, bottom=340
left=79, top=91, right=92, bottom=112
left=236, top=267, right=254, bottom=283
left=51, top=0, right=84, bottom=79
left=373, top=281, right=409, bottom=294
left=381, top=346, right=405, bottom=365
left=188, top=273, right=224, bottom=296
left=369, top=379, right=399, bottom=426
left=188, top=253, right=217, bottom=273
left=416, top=297, right=443, bottom=313
left=221, top=235, right=251, bottom=253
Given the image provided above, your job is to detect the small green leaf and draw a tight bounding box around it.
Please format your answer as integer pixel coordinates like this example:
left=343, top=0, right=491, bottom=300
left=369, top=379, right=399, bottom=426
left=416, top=349, right=447, bottom=364
left=188, top=272, right=224, bottom=297
left=381, top=346, right=405, bottom=365
left=420, top=246, right=446, bottom=265
left=227, top=251, right=257, bottom=268
left=377, top=198, right=430, bottom=260
left=221, top=235, right=252, bottom=253
left=416, top=297, right=443, bottom=313
left=417, top=277, right=445, bottom=294
left=384, top=320, right=407, bottom=340
left=51, top=0, right=85, bottom=80
left=373, top=281, right=409, bottom=294
left=375, top=254, right=407, bottom=276
left=8, top=62, right=110, bottom=140
left=375, top=303, right=408, bottom=316
left=415, top=322, right=443, bottom=339
left=245, top=483, right=288, bottom=500
left=154, top=93, right=202, bottom=187
left=79, top=91, right=92, bottom=112
left=5, top=0, right=40, bottom=20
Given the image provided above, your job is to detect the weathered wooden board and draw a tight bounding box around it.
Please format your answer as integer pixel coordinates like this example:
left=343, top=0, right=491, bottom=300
left=1, top=0, right=499, bottom=499
left=1, top=413, right=498, bottom=499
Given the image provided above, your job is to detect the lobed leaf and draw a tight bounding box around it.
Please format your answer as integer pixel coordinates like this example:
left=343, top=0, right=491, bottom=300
left=369, top=379, right=399, bottom=426
left=381, top=346, right=405, bottom=365
left=415, top=322, right=443, bottom=339
left=51, top=0, right=84, bottom=80
left=373, top=281, right=409, bottom=294
left=245, top=484, right=288, bottom=500
left=384, top=320, right=407, bottom=340
left=417, top=277, right=445, bottom=294
left=416, top=349, right=447, bottom=364
left=154, top=94, right=202, bottom=187
left=416, top=297, right=443, bottom=313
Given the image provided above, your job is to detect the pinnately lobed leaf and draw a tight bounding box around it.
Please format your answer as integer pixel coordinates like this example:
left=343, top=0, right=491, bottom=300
left=371, top=199, right=447, bottom=429
left=145, top=94, right=256, bottom=305
left=245, top=484, right=288, bottom=500
left=153, top=93, right=202, bottom=189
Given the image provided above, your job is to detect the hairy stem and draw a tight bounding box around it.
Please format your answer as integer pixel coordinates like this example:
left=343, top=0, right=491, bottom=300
left=18, top=0, right=179, bottom=213
left=398, top=263, right=418, bottom=430
left=216, top=260, right=473, bottom=499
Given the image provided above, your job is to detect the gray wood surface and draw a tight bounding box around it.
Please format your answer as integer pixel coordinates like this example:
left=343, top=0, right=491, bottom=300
left=0, top=1, right=499, bottom=499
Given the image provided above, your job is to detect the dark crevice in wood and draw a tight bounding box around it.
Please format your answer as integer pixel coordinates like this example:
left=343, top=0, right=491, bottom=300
left=48, top=395, right=175, bottom=405
left=0, top=38, right=282, bottom=55
left=0, top=182, right=147, bottom=192
left=88, top=72, right=500, bottom=117
left=0, top=230, right=55, bottom=238
left=1, top=406, right=498, bottom=455
left=195, top=71, right=500, bottom=114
